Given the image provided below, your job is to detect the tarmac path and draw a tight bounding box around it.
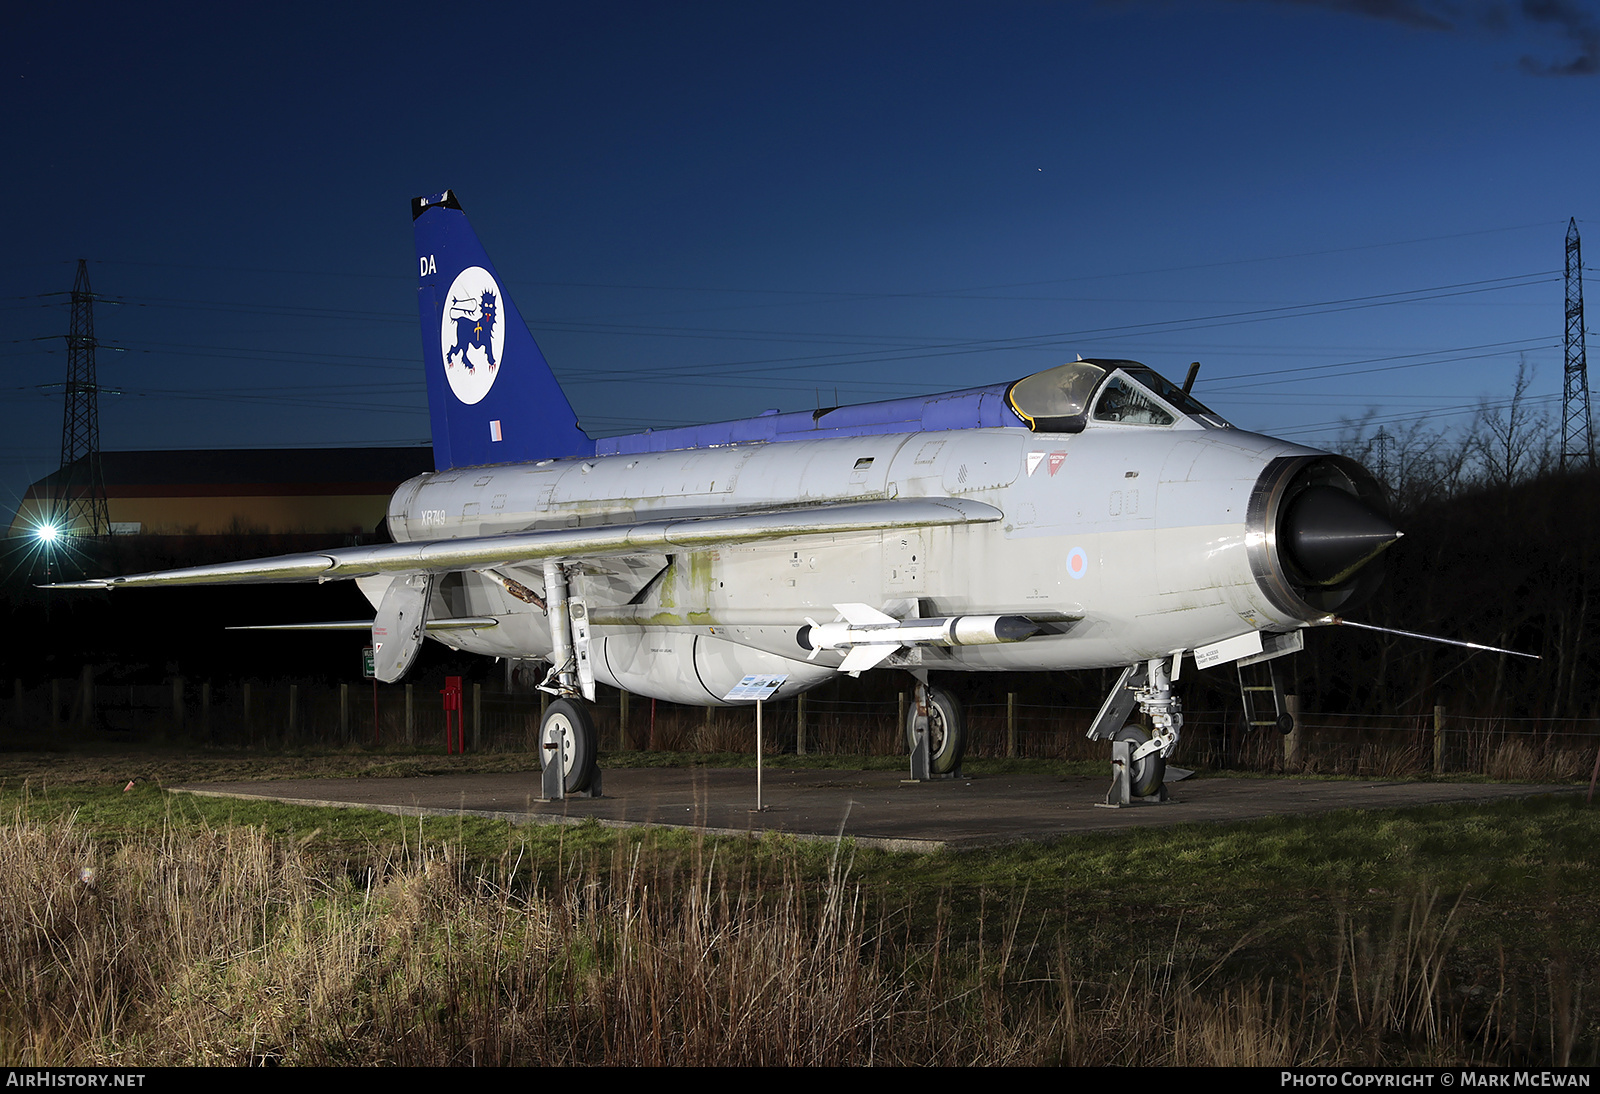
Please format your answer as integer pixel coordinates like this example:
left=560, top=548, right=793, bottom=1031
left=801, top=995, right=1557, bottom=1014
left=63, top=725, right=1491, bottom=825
left=172, top=766, right=1577, bottom=851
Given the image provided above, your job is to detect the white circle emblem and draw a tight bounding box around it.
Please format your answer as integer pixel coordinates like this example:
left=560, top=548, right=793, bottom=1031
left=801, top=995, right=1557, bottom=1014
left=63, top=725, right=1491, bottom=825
left=1066, top=547, right=1088, bottom=579
left=438, top=266, right=507, bottom=405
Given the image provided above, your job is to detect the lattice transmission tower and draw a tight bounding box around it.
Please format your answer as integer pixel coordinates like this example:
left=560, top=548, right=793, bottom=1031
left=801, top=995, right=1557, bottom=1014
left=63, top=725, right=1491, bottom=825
left=1562, top=218, right=1593, bottom=472
left=56, top=259, right=109, bottom=536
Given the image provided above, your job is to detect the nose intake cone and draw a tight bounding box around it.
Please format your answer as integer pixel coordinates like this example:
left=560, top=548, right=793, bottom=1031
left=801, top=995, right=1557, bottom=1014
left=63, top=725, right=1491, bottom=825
left=1282, top=485, right=1402, bottom=585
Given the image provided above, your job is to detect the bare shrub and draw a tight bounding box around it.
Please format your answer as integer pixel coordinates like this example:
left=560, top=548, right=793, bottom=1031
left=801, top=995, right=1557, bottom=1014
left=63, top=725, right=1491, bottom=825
left=1485, top=740, right=1589, bottom=782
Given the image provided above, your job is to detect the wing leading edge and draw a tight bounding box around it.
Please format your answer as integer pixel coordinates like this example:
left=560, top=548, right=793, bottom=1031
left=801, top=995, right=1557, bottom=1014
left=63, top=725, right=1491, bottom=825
left=50, top=498, right=1003, bottom=590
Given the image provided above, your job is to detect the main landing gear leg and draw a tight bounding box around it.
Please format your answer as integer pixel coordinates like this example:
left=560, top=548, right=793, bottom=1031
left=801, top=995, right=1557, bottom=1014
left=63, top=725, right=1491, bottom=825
left=535, top=559, right=600, bottom=800
left=1088, top=656, right=1183, bottom=807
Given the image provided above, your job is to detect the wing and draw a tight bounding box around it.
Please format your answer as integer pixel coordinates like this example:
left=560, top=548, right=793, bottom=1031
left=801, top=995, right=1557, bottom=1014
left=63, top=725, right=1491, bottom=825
left=50, top=498, right=1002, bottom=589
left=225, top=618, right=499, bottom=631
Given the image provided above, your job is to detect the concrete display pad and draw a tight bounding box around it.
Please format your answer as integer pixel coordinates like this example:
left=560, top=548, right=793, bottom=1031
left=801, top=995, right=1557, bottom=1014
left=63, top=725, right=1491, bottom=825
left=172, top=767, right=1580, bottom=852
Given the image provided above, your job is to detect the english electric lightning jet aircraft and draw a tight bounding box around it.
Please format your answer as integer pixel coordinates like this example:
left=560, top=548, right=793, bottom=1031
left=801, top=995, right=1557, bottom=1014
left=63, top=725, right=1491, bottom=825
left=59, top=191, right=1403, bottom=800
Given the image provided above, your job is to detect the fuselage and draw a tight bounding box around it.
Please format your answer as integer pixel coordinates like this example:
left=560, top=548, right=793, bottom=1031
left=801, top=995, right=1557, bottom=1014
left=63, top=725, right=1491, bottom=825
left=362, top=387, right=1377, bottom=706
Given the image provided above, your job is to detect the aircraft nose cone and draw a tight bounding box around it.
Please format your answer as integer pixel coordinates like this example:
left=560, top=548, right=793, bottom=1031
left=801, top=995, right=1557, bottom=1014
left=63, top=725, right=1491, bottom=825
left=1281, top=485, right=1402, bottom=585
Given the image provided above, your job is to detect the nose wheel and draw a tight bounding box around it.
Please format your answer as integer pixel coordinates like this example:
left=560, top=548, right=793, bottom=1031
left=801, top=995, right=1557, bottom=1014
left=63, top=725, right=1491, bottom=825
left=1113, top=723, right=1166, bottom=799
left=1088, top=658, right=1181, bottom=806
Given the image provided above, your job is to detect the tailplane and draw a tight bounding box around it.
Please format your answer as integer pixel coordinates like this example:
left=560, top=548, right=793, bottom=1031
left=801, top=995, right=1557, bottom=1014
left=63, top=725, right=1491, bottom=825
left=413, top=191, right=594, bottom=470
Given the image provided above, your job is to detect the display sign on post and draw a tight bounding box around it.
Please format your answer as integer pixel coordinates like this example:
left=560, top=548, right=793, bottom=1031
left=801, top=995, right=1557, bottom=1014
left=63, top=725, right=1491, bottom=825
left=724, top=674, right=786, bottom=702
left=723, top=675, right=788, bottom=812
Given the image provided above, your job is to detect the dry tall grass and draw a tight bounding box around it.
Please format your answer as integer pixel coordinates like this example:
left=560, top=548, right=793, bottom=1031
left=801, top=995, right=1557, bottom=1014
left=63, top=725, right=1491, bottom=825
left=0, top=810, right=1579, bottom=1066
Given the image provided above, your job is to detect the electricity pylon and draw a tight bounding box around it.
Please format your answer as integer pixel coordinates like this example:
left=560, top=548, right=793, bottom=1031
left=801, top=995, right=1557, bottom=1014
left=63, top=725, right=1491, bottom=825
left=56, top=259, right=109, bottom=536
left=1561, top=218, right=1593, bottom=472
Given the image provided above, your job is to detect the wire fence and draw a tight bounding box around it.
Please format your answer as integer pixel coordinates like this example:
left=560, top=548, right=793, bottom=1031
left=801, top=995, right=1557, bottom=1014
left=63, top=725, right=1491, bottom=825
left=6, top=674, right=1598, bottom=781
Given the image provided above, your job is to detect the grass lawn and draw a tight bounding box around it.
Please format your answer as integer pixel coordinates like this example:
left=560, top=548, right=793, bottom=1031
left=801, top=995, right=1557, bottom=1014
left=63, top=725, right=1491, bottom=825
left=1, top=742, right=1595, bottom=1065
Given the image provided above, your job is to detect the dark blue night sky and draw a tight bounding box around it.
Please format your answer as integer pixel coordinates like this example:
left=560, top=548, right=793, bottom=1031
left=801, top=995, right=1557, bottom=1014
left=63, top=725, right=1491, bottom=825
left=4, top=0, right=1598, bottom=513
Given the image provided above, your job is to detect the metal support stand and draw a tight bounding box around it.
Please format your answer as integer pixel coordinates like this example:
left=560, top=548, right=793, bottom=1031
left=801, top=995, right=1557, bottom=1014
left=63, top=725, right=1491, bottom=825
left=904, top=678, right=959, bottom=782
left=540, top=741, right=564, bottom=800
left=537, top=740, right=602, bottom=802
left=1098, top=739, right=1171, bottom=808
left=908, top=724, right=931, bottom=781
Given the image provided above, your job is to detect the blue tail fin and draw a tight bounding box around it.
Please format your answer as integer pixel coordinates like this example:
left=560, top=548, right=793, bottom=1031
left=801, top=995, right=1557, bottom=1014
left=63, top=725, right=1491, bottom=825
left=412, top=191, right=594, bottom=470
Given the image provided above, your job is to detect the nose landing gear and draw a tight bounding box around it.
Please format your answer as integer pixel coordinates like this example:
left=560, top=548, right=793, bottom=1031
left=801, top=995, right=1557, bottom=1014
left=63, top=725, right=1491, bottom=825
left=1089, top=656, right=1182, bottom=807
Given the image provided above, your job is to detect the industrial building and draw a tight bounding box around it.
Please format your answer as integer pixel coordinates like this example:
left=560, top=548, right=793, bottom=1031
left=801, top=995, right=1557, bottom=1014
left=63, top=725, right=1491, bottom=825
left=7, top=447, right=434, bottom=540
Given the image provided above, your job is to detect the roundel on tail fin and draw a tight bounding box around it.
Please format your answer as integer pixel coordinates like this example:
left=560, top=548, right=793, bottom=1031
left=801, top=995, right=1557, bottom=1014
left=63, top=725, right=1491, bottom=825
left=439, top=265, right=506, bottom=405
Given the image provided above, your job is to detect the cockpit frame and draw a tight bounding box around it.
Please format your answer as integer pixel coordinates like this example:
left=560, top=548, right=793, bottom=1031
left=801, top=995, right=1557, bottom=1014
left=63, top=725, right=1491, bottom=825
left=1005, top=358, right=1230, bottom=434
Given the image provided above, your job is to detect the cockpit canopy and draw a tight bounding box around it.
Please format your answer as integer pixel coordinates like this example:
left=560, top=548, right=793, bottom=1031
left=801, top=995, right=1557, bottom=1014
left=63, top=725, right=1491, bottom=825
left=1005, top=358, right=1229, bottom=433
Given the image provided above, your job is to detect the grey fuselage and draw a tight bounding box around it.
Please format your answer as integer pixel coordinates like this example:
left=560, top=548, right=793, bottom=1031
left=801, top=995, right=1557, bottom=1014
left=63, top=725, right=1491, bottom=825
left=363, top=410, right=1360, bottom=706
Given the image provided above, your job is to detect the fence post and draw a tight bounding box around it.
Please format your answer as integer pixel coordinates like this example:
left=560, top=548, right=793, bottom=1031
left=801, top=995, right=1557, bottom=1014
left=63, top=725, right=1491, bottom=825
left=12, top=678, right=21, bottom=728
left=405, top=684, right=414, bottom=746
left=242, top=681, right=253, bottom=736
left=1433, top=704, right=1446, bottom=775
left=796, top=692, right=807, bottom=756
left=1283, top=694, right=1302, bottom=770
left=1007, top=692, right=1017, bottom=758
left=472, top=683, right=481, bottom=751
left=201, top=680, right=211, bottom=738
left=170, top=674, right=183, bottom=733
left=340, top=683, right=350, bottom=741
left=288, top=684, right=299, bottom=736
left=619, top=688, right=629, bottom=750
left=50, top=679, right=60, bottom=733
left=80, top=666, right=95, bottom=730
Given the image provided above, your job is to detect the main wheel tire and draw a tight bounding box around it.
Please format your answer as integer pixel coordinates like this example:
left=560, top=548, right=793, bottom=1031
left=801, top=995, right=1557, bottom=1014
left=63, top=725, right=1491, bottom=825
left=1115, top=723, right=1166, bottom=798
left=541, top=698, right=597, bottom=793
left=903, top=686, right=966, bottom=775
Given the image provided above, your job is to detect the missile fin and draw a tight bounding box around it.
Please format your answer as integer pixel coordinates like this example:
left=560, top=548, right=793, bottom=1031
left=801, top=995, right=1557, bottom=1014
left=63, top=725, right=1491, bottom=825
left=838, top=644, right=898, bottom=675
left=835, top=602, right=898, bottom=627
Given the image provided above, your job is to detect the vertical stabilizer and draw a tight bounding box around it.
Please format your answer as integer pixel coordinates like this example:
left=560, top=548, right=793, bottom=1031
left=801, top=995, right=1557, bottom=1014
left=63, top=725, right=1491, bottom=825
left=413, top=191, right=594, bottom=470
